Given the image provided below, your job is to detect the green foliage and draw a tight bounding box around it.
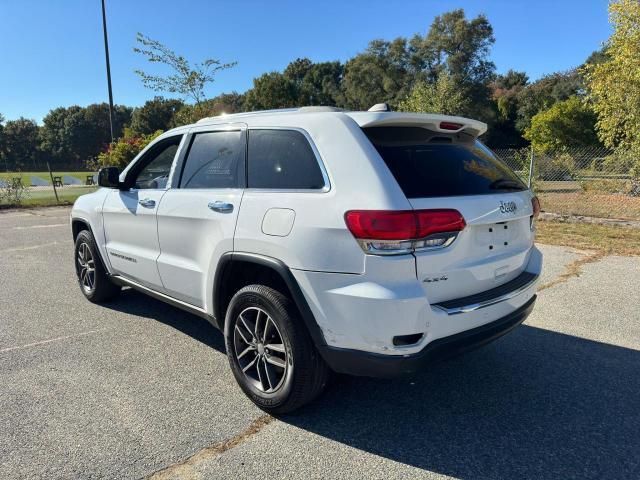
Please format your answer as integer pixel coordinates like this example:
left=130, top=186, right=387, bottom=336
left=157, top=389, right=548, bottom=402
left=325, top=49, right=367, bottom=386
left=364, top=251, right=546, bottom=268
left=134, top=33, right=237, bottom=104
left=243, top=72, right=298, bottom=111
left=524, top=96, right=600, bottom=151
left=173, top=92, right=246, bottom=126
left=535, top=152, right=577, bottom=181
left=40, top=103, right=132, bottom=169
left=95, top=129, right=162, bottom=169
left=398, top=73, right=469, bottom=115
left=2, top=118, right=41, bottom=171
left=130, top=96, right=184, bottom=134
left=583, top=0, right=640, bottom=178
left=515, top=70, right=583, bottom=133
left=0, top=176, right=29, bottom=205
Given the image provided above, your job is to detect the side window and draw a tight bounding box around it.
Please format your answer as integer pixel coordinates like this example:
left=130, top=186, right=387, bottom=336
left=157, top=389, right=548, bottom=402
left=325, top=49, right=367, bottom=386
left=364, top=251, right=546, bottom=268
left=133, top=136, right=182, bottom=189
left=247, top=129, right=325, bottom=189
left=179, top=130, right=244, bottom=189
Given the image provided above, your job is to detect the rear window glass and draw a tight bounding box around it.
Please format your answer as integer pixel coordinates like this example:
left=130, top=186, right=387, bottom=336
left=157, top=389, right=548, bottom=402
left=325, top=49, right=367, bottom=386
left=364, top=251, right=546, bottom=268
left=363, top=127, right=526, bottom=198
left=248, top=129, right=325, bottom=189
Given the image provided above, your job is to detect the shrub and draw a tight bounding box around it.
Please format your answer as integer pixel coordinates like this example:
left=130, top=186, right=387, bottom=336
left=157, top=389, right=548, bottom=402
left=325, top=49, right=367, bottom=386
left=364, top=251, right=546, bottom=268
left=535, top=152, right=576, bottom=180
left=0, top=177, right=29, bottom=206
left=95, top=128, right=163, bottom=169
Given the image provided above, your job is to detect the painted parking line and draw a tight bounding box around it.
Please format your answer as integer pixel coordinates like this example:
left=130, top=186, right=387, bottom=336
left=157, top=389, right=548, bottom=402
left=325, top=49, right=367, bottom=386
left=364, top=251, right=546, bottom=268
left=12, top=223, right=67, bottom=230
left=0, top=328, right=109, bottom=354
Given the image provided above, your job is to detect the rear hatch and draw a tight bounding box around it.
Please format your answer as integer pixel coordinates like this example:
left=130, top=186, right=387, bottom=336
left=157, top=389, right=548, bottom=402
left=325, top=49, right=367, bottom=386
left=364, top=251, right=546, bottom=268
left=363, top=124, right=535, bottom=304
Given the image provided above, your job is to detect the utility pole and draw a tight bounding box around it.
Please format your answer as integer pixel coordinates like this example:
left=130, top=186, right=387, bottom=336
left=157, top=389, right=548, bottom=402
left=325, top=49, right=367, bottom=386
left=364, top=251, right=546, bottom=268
left=101, top=0, right=115, bottom=142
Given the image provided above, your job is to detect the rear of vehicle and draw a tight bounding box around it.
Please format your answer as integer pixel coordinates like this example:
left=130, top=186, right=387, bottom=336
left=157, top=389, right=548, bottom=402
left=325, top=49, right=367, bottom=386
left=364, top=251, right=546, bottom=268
left=298, top=112, right=541, bottom=376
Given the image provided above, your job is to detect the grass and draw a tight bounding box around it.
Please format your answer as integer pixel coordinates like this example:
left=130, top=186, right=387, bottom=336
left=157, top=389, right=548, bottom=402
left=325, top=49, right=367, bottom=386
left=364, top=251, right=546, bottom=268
left=536, top=219, right=640, bottom=256
left=538, top=192, right=640, bottom=221
left=0, top=171, right=95, bottom=185
left=0, top=186, right=98, bottom=208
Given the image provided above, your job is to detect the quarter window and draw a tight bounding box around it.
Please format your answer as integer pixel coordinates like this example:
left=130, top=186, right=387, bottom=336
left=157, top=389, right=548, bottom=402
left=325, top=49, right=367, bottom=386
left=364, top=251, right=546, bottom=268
left=180, top=130, right=245, bottom=189
left=247, top=129, right=325, bottom=190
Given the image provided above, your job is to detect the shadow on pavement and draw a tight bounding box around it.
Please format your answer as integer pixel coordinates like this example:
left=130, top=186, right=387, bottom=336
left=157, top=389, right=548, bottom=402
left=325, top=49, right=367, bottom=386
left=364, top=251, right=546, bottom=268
left=103, top=288, right=226, bottom=354
left=102, top=290, right=640, bottom=478
left=284, top=325, right=640, bottom=479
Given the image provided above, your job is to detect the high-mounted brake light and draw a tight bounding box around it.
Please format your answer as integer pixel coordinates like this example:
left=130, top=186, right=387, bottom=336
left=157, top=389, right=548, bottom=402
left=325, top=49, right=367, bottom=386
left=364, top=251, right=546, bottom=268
left=344, top=209, right=466, bottom=255
left=439, top=121, right=463, bottom=131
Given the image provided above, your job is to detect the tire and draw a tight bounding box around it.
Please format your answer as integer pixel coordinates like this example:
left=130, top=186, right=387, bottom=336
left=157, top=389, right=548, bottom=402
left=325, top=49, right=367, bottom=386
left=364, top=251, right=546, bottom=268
left=74, top=229, right=120, bottom=303
left=224, top=284, right=329, bottom=414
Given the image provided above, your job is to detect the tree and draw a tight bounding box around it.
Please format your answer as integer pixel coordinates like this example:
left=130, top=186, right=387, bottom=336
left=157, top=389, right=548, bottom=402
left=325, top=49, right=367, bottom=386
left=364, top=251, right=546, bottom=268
left=583, top=0, right=640, bottom=175
left=40, top=104, right=132, bottom=169
left=134, top=33, right=236, bottom=104
left=515, top=70, right=583, bottom=133
left=284, top=58, right=343, bottom=106
left=2, top=118, right=40, bottom=171
left=488, top=70, right=529, bottom=147
left=524, top=96, right=600, bottom=152
left=243, top=72, right=298, bottom=111
left=172, top=92, right=245, bottom=126
left=398, top=72, right=469, bottom=115
left=130, top=96, right=184, bottom=134
left=341, top=38, right=413, bottom=110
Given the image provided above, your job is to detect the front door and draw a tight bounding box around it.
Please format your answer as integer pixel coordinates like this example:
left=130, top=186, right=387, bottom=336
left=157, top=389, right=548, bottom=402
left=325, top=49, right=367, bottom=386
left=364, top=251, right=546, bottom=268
left=156, top=125, right=246, bottom=308
left=102, top=134, right=184, bottom=289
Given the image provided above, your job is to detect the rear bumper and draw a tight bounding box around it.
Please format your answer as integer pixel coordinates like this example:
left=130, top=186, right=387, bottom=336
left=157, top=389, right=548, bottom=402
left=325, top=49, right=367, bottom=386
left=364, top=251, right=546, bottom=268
left=319, top=294, right=536, bottom=377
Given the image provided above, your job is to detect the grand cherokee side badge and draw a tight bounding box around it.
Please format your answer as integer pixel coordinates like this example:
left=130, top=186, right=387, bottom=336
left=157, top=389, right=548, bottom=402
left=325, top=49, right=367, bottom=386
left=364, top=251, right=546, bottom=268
left=423, top=275, right=448, bottom=283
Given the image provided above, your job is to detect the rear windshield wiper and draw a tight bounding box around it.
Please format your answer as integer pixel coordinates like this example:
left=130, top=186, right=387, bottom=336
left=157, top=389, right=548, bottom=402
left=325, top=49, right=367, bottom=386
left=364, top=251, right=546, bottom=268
left=489, top=178, right=525, bottom=190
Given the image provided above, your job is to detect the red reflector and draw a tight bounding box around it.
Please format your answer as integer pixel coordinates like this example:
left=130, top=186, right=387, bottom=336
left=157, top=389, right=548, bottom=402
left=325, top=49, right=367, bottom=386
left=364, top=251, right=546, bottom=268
left=531, top=196, right=540, bottom=218
left=344, top=209, right=466, bottom=240
left=439, top=121, right=463, bottom=131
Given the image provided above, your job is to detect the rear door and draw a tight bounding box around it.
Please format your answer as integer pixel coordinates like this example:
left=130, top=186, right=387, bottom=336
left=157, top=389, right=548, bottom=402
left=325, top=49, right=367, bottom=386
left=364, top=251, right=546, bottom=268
left=156, top=124, right=246, bottom=308
left=363, top=126, right=535, bottom=303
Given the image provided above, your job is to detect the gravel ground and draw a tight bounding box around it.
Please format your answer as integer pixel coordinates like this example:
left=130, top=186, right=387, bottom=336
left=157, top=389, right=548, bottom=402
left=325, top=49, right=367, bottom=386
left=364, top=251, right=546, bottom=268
left=0, top=207, right=638, bottom=479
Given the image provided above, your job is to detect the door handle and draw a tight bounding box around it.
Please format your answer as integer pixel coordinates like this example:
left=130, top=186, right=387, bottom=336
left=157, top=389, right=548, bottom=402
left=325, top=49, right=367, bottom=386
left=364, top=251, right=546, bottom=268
left=208, top=201, right=234, bottom=213
left=138, top=198, right=156, bottom=208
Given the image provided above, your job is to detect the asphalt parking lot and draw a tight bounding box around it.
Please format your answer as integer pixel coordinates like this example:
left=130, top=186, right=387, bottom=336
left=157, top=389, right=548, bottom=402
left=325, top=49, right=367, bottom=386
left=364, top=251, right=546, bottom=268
left=1, top=207, right=639, bottom=479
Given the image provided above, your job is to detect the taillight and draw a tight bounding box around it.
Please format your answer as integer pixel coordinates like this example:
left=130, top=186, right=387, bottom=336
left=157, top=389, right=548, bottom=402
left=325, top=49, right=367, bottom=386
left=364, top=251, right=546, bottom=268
left=344, top=209, right=466, bottom=255
left=530, top=196, right=540, bottom=232
left=531, top=196, right=540, bottom=218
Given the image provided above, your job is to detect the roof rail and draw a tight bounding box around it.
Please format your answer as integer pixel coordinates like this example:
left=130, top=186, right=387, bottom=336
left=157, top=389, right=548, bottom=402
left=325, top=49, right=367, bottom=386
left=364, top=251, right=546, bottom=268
left=195, top=106, right=346, bottom=124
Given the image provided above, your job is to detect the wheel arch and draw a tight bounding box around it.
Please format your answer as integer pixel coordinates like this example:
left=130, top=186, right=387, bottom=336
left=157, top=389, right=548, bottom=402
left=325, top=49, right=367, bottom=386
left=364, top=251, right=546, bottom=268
left=71, top=217, right=92, bottom=240
left=213, top=252, right=327, bottom=349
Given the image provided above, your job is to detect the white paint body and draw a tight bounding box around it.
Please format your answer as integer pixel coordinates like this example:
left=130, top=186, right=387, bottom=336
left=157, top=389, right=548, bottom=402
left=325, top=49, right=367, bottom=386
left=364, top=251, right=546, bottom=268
left=72, top=109, right=541, bottom=356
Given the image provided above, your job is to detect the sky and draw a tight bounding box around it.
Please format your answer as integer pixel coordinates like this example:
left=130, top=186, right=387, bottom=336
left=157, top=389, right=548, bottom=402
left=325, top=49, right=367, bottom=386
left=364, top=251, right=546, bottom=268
left=0, top=0, right=611, bottom=123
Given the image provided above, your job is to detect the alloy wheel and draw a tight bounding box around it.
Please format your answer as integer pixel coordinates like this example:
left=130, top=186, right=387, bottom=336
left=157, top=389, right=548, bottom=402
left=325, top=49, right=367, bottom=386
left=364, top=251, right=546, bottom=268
left=77, top=242, right=95, bottom=293
left=233, top=307, right=288, bottom=393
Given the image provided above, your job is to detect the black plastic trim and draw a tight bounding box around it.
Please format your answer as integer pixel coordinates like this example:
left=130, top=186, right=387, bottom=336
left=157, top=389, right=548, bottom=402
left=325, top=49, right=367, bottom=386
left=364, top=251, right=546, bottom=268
left=319, top=295, right=536, bottom=378
left=434, top=271, right=538, bottom=311
left=213, top=252, right=328, bottom=348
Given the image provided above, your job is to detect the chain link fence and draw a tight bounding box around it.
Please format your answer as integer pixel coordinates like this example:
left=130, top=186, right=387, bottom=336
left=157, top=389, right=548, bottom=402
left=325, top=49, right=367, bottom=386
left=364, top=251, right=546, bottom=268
left=495, top=147, right=640, bottom=221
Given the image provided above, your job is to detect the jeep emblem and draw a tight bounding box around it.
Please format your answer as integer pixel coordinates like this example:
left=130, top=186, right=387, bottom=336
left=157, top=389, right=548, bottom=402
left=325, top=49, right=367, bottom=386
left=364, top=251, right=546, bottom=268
left=499, top=201, right=517, bottom=214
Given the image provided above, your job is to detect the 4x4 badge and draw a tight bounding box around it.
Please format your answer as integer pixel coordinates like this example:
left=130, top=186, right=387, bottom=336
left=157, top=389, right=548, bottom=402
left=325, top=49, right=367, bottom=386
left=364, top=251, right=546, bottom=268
left=499, top=201, right=517, bottom=214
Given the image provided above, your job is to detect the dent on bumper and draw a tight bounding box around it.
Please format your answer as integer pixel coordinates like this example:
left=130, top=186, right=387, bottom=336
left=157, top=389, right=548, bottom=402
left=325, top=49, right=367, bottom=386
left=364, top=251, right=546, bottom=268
left=319, top=295, right=536, bottom=378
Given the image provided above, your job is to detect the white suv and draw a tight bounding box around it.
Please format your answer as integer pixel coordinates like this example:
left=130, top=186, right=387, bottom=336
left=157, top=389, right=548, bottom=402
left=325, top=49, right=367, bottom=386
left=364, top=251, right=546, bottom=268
left=71, top=106, right=542, bottom=413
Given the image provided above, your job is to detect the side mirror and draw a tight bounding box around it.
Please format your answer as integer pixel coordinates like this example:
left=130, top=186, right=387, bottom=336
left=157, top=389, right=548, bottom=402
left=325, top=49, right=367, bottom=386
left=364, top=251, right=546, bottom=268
left=97, top=167, right=121, bottom=188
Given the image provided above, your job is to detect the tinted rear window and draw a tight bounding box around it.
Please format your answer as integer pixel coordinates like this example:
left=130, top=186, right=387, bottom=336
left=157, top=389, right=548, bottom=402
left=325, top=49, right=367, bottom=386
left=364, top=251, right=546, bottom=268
left=248, top=129, right=325, bottom=189
left=364, top=127, right=526, bottom=198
